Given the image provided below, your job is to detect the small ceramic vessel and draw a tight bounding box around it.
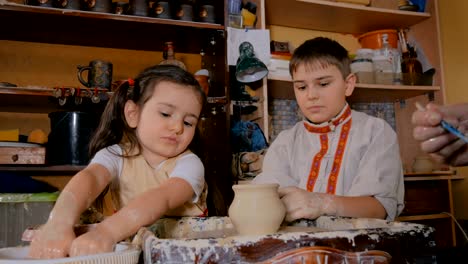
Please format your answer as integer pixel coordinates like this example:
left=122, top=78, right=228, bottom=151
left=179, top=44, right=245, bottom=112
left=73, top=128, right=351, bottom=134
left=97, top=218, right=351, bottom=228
left=412, top=155, right=434, bottom=173
left=228, top=183, right=285, bottom=236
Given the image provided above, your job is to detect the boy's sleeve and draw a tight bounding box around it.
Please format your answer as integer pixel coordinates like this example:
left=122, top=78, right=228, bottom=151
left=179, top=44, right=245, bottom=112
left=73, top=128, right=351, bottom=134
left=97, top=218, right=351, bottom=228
left=346, top=122, right=405, bottom=221
left=252, top=132, right=299, bottom=187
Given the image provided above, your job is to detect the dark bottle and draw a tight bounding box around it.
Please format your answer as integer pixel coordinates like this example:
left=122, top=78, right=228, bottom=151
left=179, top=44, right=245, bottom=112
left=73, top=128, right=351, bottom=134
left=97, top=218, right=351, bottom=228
left=401, top=45, right=423, bottom=85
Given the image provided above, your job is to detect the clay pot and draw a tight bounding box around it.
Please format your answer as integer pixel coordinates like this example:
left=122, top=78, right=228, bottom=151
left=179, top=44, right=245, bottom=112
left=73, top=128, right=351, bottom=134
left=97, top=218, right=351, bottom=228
left=228, top=183, right=286, bottom=236
left=412, top=155, right=434, bottom=173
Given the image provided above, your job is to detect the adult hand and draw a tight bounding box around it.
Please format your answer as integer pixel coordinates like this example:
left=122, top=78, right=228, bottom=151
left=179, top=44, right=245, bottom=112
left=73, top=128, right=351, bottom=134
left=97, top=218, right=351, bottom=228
left=69, top=224, right=116, bottom=257
left=28, top=223, right=75, bottom=259
left=412, top=103, right=468, bottom=166
left=278, top=186, right=336, bottom=222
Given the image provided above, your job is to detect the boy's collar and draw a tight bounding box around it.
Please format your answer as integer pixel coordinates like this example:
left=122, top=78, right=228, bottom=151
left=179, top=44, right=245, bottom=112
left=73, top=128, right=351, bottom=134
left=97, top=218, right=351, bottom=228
left=303, top=104, right=351, bottom=133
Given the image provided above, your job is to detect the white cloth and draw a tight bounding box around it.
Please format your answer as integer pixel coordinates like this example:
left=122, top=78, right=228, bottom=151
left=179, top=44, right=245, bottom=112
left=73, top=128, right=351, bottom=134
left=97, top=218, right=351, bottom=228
left=89, top=144, right=205, bottom=203
left=253, top=110, right=404, bottom=220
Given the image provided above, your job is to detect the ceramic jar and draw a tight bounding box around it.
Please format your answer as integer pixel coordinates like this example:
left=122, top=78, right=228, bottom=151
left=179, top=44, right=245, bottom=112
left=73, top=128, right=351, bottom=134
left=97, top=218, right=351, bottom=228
left=228, top=183, right=286, bottom=236
left=412, top=155, right=434, bottom=173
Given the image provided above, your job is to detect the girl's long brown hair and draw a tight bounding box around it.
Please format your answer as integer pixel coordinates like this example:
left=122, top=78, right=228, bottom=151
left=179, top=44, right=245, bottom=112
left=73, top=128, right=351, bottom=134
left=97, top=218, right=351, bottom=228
left=89, top=65, right=206, bottom=212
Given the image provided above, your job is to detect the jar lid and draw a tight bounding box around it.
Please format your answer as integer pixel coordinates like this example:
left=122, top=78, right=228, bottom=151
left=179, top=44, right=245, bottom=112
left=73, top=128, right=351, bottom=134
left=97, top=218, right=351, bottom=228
left=351, top=58, right=372, bottom=63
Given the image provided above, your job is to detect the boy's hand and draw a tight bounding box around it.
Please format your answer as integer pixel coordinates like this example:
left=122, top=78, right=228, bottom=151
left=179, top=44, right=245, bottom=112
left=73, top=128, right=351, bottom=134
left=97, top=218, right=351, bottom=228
left=28, top=223, right=75, bottom=259
left=278, top=187, right=336, bottom=222
left=69, top=224, right=116, bottom=257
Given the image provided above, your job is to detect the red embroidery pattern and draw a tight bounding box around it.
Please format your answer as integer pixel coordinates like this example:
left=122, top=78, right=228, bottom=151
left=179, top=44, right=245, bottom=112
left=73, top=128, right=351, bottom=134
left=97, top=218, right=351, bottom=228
left=307, top=134, right=328, bottom=191
left=326, top=119, right=352, bottom=194
left=303, top=106, right=351, bottom=133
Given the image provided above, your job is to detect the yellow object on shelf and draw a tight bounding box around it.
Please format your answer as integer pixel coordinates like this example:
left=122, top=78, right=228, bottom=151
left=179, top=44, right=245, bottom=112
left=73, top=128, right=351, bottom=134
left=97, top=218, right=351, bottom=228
left=241, top=8, right=256, bottom=28
left=28, top=129, right=48, bottom=144
left=0, top=129, right=19, bottom=142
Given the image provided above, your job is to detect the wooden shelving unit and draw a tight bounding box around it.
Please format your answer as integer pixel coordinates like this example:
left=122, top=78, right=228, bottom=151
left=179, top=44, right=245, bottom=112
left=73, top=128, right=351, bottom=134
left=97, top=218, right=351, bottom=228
left=0, top=1, right=234, bottom=215
left=400, top=170, right=462, bottom=247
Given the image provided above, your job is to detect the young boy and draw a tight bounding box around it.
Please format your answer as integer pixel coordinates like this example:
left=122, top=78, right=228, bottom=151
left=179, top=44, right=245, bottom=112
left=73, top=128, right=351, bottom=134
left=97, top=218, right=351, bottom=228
left=253, top=37, right=404, bottom=221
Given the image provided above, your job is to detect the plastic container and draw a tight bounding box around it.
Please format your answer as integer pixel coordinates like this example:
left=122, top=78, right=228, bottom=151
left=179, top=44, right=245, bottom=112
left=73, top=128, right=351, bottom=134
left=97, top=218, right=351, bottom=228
left=47, top=111, right=99, bottom=165
left=0, top=193, right=58, bottom=248
left=358, top=29, right=398, bottom=49
left=351, top=59, right=374, bottom=84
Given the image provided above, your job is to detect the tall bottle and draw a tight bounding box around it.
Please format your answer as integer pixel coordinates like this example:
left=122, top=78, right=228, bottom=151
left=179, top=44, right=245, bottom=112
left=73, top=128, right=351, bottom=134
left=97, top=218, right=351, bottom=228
left=159, top=41, right=187, bottom=70
left=398, top=30, right=423, bottom=85
left=401, top=46, right=423, bottom=85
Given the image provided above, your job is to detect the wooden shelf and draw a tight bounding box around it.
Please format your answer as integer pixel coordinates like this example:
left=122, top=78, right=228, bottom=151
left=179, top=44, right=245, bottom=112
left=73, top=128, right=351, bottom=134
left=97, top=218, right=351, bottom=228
left=350, top=83, right=440, bottom=102
left=265, top=0, right=430, bottom=33
left=397, top=213, right=451, bottom=222
left=405, top=170, right=455, bottom=176
left=0, top=164, right=85, bottom=175
left=0, top=86, right=107, bottom=113
left=404, top=175, right=465, bottom=181
left=267, top=75, right=440, bottom=102
left=403, top=170, right=467, bottom=181
left=0, top=2, right=225, bottom=53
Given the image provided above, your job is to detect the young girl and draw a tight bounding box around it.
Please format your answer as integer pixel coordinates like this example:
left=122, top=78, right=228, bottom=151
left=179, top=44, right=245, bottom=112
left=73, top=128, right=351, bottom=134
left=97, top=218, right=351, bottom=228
left=29, top=65, right=207, bottom=259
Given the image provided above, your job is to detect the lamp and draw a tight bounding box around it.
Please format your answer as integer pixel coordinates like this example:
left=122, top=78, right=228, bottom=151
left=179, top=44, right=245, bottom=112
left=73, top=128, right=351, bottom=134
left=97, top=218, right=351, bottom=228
left=235, top=41, right=268, bottom=83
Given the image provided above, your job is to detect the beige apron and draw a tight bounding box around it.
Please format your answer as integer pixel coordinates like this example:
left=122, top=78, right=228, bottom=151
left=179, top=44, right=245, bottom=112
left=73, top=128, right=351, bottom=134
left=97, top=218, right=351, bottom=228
left=108, top=149, right=207, bottom=216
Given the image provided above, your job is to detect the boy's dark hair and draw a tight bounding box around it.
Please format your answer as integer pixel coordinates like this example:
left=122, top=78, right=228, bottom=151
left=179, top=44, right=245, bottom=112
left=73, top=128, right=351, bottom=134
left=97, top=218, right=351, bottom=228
left=89, top=64, right=206, bottom=159
left=289, top=37, right=351, bottom=79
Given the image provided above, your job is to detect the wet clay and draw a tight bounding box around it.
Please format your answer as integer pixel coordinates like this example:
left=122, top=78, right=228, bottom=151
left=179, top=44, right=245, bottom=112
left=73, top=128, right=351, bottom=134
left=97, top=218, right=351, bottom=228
left=228, top=183, right=286, bottom=236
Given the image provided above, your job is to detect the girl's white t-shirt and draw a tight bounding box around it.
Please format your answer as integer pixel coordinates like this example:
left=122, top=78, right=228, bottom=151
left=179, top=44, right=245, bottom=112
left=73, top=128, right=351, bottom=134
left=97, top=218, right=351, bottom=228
left=89, top=144, right=205, bottom=202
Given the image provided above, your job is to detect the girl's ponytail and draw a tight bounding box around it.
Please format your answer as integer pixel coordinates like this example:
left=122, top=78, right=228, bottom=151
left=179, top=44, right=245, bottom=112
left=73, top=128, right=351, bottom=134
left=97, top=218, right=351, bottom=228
left=88, top=80, right=134, bottom=158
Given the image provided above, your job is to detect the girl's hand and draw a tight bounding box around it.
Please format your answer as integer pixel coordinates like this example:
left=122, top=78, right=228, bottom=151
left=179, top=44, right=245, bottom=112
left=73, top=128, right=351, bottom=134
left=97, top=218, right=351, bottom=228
left=69, top=224, right=116, bottom=257
left=28, top=223, right=76, bottom=259
left=278, top=187, right=336, bottom=222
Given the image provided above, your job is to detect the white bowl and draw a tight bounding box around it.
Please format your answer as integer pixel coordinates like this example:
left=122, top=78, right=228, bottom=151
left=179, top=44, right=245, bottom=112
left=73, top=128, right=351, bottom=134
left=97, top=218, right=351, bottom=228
left=0, top=243, right=140, bottom=264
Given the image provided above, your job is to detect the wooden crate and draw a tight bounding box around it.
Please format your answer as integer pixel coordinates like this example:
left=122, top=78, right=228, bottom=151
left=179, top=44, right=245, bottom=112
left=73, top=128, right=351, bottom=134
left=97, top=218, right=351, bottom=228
left=0, top=147, right=45, bottom=164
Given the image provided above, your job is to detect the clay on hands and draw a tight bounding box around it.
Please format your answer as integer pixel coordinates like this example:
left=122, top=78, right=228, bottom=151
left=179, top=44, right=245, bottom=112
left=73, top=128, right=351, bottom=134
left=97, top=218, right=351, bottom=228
left=278, top=187, right=336, bottom=222
left=69, top=224, right=116, bottom=257
left=28, top=223, right=76, bottom=259
left=28, top=191, right=80, bottom=259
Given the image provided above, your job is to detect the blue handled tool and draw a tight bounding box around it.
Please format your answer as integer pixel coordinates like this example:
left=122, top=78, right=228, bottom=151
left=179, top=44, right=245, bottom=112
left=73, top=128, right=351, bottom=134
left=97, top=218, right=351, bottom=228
left=415, top=102, right=468, bottom=144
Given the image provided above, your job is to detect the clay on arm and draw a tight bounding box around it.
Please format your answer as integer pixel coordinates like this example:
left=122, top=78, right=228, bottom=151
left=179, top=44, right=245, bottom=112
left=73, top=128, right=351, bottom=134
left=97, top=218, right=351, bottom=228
left=329, top=195, right=386, bottom=219
left=48, top=163, right=113, bottom=227
left=94, top=177, right=194, bottom=243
